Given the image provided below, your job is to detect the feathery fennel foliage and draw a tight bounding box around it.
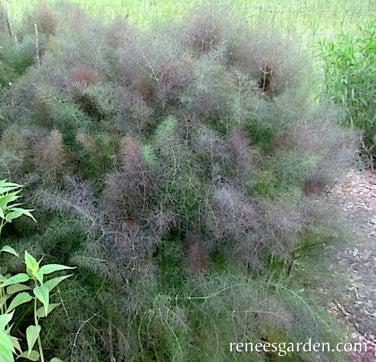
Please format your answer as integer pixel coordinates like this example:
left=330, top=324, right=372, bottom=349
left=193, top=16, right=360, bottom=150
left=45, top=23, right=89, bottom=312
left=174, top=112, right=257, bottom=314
left=0, top=3, right=358, bottom=360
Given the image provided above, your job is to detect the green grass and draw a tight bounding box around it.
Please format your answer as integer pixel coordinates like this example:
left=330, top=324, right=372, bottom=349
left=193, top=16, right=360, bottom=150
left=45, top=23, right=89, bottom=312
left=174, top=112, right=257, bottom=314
left=8, top=0, right=376, bottom=46
left=319, top=20, right=376, bottom=163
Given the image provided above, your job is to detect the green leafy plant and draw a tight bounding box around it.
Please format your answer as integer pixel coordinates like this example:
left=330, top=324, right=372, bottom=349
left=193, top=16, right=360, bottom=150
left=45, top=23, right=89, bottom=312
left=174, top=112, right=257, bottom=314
left=0, top=179, right=36, bottom=234
left=0, top=180, right=74, bottom=361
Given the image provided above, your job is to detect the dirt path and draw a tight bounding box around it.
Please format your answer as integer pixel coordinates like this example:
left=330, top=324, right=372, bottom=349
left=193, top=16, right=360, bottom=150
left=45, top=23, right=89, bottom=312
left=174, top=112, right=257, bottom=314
left=327, top=169, right=376, bottom=361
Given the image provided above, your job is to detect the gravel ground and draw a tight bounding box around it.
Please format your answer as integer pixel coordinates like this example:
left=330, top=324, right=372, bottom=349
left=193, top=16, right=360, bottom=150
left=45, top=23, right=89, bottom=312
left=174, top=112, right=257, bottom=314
left=327, top=169, right=376, bottom=361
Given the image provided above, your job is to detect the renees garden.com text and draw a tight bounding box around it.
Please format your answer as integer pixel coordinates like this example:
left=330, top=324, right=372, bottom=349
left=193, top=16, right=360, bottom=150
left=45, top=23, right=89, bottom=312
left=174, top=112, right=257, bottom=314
left=230, top=339, right=369, bottom=357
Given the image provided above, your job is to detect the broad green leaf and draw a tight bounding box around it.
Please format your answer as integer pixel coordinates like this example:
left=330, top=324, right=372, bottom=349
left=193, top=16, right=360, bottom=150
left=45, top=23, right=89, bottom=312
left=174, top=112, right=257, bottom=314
left=7, top=292, right=32, bottom=312
left=40, top=264, right=75, bottom=275
left=0, top=180, right=21, bottom=194
left=0, top=330, right=15, bottom=352
left=0, top=180, right=22, bottom=188
left=0, top=311, right=14, bottom=329
left=0, top=346, right=14, bottom=362
left=0, top=331, right=15, bottom=362
left=5, top=208, right=36, bottom=223
left=0, top=192, right=20, bottom=209
left=4, top=209, right=25, bottom=222
left=25, top=252, right=39, bottom=276
left=0, top=273, right=29, bottom=288
left=0, top=337, right=14, bottom=356
left=21, top=209, right=37, bottom=222
left=18, top=350, right=40, bottom=361
left=7, top=283, right=31, bottom=295
left=0, top=185, right=19, bottom=193
left=44, top=275, right=72, bottom=293
left=10, top=336, right=21, bottom=353
left=2, top=202, right=22, bottom=209
left=36, top=303, right=60, bottom=318
left=34, top=270, right=44, bottom=285
left=50, top=358, right=64, bottom=362
left=0, top=330, right=14, bottom=351
left=0, top=246, right=19, bottom=257
left=26, top=325, right=41, bottom=356
left=33, top=285, right=49, bottom=316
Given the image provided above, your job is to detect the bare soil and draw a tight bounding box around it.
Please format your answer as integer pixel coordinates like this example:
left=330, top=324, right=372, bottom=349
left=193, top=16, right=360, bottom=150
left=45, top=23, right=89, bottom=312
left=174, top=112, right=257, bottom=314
left=327, top=169, right=376, bottom=361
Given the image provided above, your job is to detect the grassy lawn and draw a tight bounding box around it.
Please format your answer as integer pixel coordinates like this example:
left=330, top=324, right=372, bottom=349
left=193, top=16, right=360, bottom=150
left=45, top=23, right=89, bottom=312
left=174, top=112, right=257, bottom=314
left=8, top=0, right=376, bottom=43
